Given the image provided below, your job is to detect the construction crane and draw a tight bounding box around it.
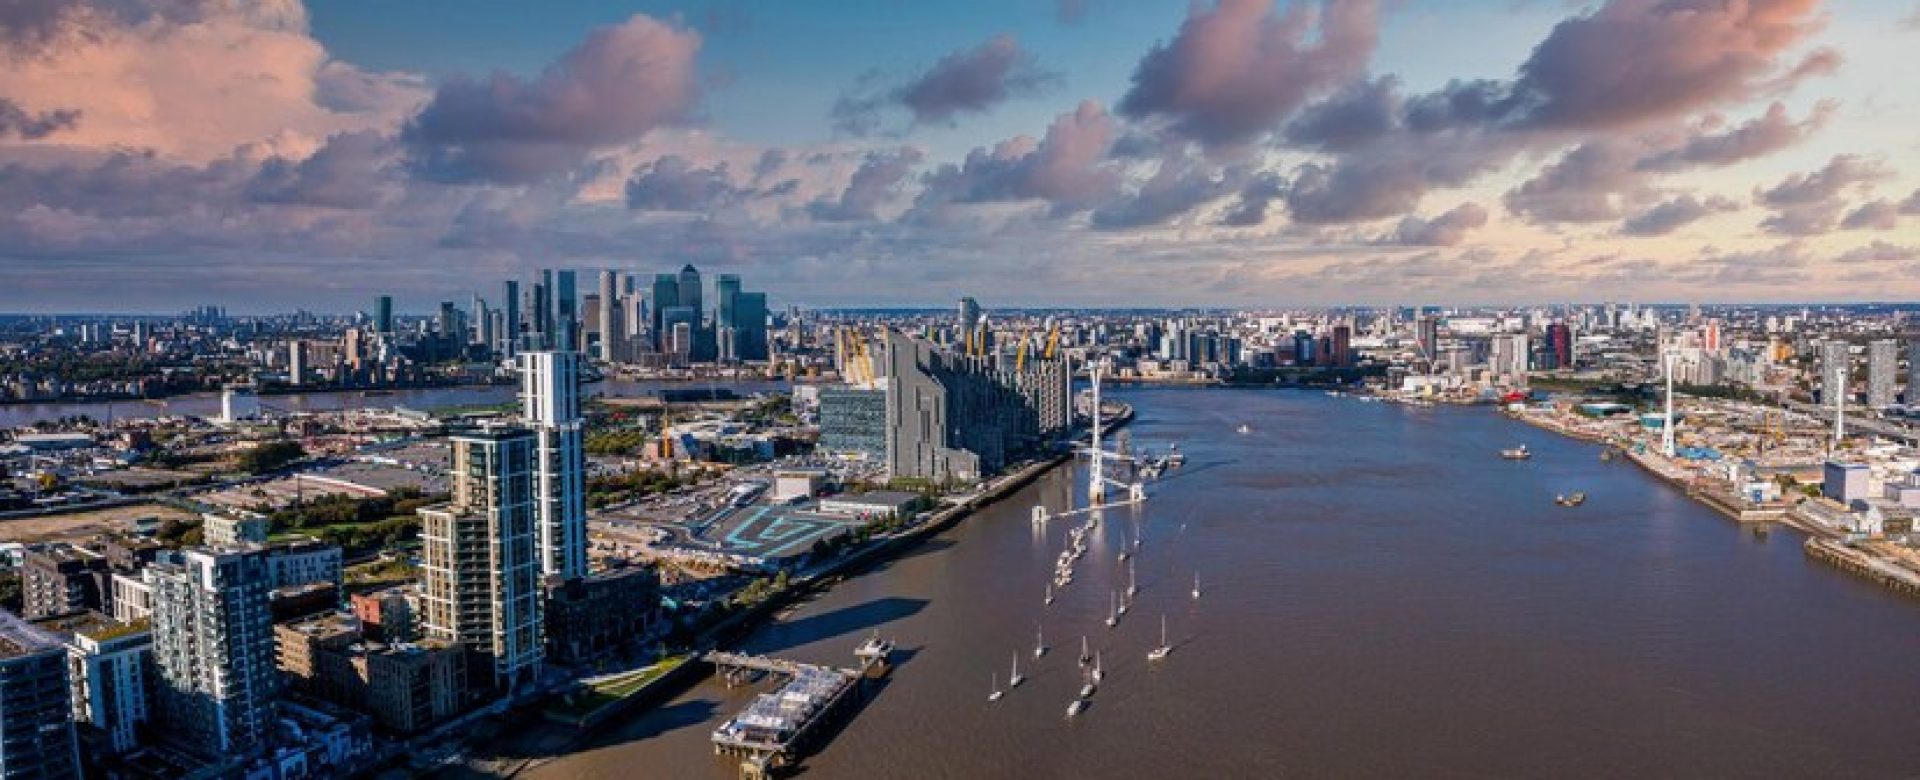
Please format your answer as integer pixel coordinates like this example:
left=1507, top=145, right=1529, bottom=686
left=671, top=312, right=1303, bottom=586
left=1043, top=325, right=1061, bottom=360
left=1016, top=329, right=1033, bottom=372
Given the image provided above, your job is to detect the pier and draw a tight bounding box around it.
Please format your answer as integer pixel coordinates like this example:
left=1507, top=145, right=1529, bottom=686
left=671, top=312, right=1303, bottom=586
left=707, top=652, right=869, bottom=778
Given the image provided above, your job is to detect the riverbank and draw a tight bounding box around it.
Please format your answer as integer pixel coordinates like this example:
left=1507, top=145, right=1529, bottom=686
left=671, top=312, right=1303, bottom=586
left=1511, top=403, right=1920, bottom=603
left=458, top=406, right=1133, bottom=777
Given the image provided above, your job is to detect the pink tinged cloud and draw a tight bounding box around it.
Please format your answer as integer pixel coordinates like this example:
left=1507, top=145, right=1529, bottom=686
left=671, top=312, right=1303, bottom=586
left=1118, top=0, right=1379, bottom=149
left=403, top=14, right=701, bottom=184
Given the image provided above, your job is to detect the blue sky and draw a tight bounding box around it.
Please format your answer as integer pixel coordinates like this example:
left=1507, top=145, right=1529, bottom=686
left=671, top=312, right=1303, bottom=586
left=0, top=0, right=1916, bottom=312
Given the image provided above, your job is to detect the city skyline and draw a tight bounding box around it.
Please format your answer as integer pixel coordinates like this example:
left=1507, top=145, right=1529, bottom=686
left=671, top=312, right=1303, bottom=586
left=0, top=0, right=1917, bottom=312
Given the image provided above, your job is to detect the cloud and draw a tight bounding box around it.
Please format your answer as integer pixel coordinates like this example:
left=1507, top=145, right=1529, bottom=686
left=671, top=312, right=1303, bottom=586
left=1636, top=100, right=1833, bottom=171
left=1498, top=0, right=1834, bottom=131
left=0, top=0, right=428, bottom=162
left=808, top=147, right=923, bottom=222
left=246, top=129, right=397, bottom=208
left=1057, top=0, right=1093, bottom=24
left=1090, top=156, right=1240, bottom=229
left=1118, top=0, right=1379, bottom=150
left=1619, top=194, right=1739, bottom=236
left=624, top=154, right=744, bottom=212
left=832, top=35, right=1056, bottom=135
left=402, top=14, right=701, bottom=183
left=1381, top=203, right=1490, bottom=246
left=1841, top=200, right=1902, bottom=231
left=1505, top=140, right=1648, bottom=223
left=914, top=100, right=1121, bottom=217
left=0, top=97, right=77, bottom=139
left=1282, top=76, right=1399, bottom=152
left=1755, top=154, right=1891, bottom=235
left=1902, top=188, right=1920, bottom=215
left=1219, top=171, right=1286, bottom=226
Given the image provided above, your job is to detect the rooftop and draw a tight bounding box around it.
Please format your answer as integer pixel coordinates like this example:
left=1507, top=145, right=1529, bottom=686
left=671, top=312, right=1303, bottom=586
left=0, top=608, right=65, bottom=659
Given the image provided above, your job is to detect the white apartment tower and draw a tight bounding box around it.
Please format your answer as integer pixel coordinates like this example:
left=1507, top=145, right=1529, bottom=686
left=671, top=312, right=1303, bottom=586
left=518, top=351, right=589, bottom=580
left=145, top=547, right=278, bottom=757
left=419, top=427, right=544, bottom=692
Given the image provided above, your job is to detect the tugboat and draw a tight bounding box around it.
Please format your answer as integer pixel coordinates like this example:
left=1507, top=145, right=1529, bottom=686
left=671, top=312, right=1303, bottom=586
left=1555, top=492, right=1588, bottom=507
left=855, top=632, right=895, bottom=666
left=1501, top=444, right=1532, bottom=460
left=1237, top=423, right=1253, bottom=435
left=1168, top=445, right=1186, bottom=467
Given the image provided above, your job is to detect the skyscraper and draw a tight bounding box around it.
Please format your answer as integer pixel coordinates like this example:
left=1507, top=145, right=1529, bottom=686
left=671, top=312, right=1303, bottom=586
left=502, top=280, right=520, bottom=356
left=0, top=610, right=82, bottom=779
left=1822, top=339, right=1850, bottom=408
left=715, top=274, right=741, bottom=332
left=418, top=427, right=543, bottom=692
left=374, top=295, right=394, bottom=336
left=1415, top=315, right=1439, bottom=365
left=596, top=269, right=620, bottom=362
left=555, top=269, right=579, bottom=351
left=146, top=547, right=278, bottom=757
left=650, top=274, right=680, bottom=351
left=1867, top=339, right=1897, bottom=409
left=676, top=264, right=703, bottom=325
left=519, top=352, right=588, bottom=581
left=1909, top=338, right=1920, bottom=404
left=287, top=339, right=304, bottom=386
left=958, top=297, right=981, bottom=351
left=734, top=291, right=769, bottom=361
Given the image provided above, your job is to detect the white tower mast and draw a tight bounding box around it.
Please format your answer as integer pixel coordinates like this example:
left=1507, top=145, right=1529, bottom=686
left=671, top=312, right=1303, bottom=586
left=1661, top=350, right=1677, bottom=459
left=1833, top=376, right=1846, bottom=452
left=1089, top=361, right=1106, bottom=502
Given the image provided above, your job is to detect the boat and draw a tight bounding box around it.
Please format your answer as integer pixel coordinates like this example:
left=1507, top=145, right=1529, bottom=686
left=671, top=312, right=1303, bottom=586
left=854, top=631, right=895, bottom=662
left=1600, top=449, right=1615, bottom=462
left=1079, top=678, right=1098, bottom=698
left=989, top=673, right=1003, bottom=702
left=1010, top=653, right=1025, bottom=688
left=1079, top=636, right=1092, bottom=666
left=1555, top=492, right=1588, bottom=507
left=1191, top=572, right=1201, bottom=600
left=1092, top=651, right=1105, bottom=682
left=1168, top=445, right=1186, bottom=466
left=1117, top=595, right=1130, bottom=617
left=1237, top=423, right=1252, bottom=434
left=1066, top=698, right=1088, bottom=718
left=1501, top=445, right=1531, bottom=460
left=1034, top=625, right=1048, bottom=659
left=1044, top=582, right=1054, bottom=607
left=1127, top=561, right=1138, bottom=598
left=1147, top=615, right=1172, bottom=661
left=1104, top=592, right=1119, bottom=628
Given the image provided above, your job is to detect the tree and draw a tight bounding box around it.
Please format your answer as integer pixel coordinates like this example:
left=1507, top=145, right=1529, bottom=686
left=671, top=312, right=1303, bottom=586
left=236, top=441, right=305, bottom=474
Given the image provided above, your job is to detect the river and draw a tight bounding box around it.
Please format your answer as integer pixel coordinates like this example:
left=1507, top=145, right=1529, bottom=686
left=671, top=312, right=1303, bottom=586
left=523, top=385, right=1920, bottom=778
left=0, top=379, right=788, bottom=428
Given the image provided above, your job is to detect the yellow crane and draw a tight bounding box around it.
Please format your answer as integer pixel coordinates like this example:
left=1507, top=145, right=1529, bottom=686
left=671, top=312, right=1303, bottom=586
left=1043, top=325, right=1061, bottom=360
left=1016, top=329, right=1032, bottom=372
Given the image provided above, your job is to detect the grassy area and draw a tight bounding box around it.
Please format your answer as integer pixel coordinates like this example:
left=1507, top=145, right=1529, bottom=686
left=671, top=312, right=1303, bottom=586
left=546, top=655, right=690, bottom=722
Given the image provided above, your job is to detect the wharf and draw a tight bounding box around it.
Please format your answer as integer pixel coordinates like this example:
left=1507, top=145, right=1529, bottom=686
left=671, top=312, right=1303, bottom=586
left=1803, top=538, right=1920, bottom=601
left=708, top=653, right=867, bottom=778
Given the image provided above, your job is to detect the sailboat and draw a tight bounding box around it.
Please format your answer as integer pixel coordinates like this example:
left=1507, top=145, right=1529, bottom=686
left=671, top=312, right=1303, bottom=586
left=1010, top=652, right=1025, bottom=688
left=1045, top=581, right=1054, bottom=607
left=1126, top=560, right=1138, bottom=598
left=1079, top=668, right=1098, bottom=698
left=1117, top=529, right=1130, bottom=562
left=1066, top=698, right=1088, bottom=718
left=1191, top=572, right=1201, bottom=600
left=1034, top=625, right=1048, bottom=659
left=1091, top=651, right=1105, bottom=683
left=1117, top=593, right=1130, bottom=617
left=1148, top=615, right=1172, bottom=661
left=989, top=673, right=1003, bottom=702
left=1104, top=591, right=1119, bottom=628
left=1079, top=636, right=1092, bottom=666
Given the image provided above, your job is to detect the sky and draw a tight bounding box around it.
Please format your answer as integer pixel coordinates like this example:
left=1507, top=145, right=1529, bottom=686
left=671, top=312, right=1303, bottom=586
left=0, top=0, right=1917, bottom=313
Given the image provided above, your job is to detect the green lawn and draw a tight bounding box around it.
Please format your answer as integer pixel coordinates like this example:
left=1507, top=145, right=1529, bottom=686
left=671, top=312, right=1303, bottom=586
left=547, top=655, right=690, bottom=722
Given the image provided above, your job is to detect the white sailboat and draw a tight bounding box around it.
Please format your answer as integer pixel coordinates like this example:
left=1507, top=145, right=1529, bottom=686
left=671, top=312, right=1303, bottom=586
left=1148, top=615, right=1172, bottom=661
left=1104, top=591, right=1119, bottom=628
left=1034, top=625, right=1048, bottom=659
left=1191, top=572, right=1201, bottom=600
left=1126, top=560, right=1138, bottom=598
left=1079, top=636, right=1091, bottom=666
left=989, top=673, right=1003, bottom=702
left=1045, top=581, right=1054, bottom=607
left=1091, top=651, right=1105, bottom=683
left=1010, top=652, right=1025, bottom=688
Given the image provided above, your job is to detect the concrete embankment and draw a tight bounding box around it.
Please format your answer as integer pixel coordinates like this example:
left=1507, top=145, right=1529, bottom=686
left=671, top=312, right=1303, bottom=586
left=1803, top=538, right=1920, bottom=601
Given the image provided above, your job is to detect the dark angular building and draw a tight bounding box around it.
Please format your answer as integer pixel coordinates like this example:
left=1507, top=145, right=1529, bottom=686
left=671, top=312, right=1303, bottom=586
left=22, top=544, right=110, bottom=620
left=541, top=563, right=661, bottom=667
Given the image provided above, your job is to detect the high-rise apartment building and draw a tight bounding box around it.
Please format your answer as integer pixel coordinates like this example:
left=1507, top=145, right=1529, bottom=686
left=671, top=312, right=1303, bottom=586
left=1822, top=339, right=1850, bottom=408
left=1867, top=338, right=1898, bottom=409
left=596, top=269, right=621, bottom=362
left=35, top=611, right=151, bottom=755
left=21, top=544, right=109, bottom=620
left=501, top=280, right=521, bottom=356
left=554, top=270, right=579, bottom=351
left=519, top=351, right=588, bottom=580
left=146, top=547, right=279, bottom=757
left=418, top=427, right=542, bottom=692
left=0, top=610, right=82, bottom=779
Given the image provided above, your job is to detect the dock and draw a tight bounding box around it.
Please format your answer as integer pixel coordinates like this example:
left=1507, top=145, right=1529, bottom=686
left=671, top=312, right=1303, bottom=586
left=707, top=652, right=869, bottom=777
